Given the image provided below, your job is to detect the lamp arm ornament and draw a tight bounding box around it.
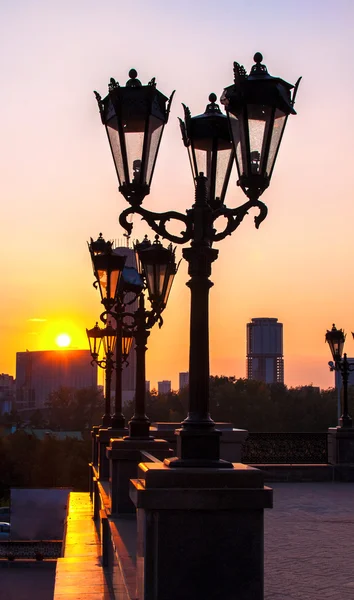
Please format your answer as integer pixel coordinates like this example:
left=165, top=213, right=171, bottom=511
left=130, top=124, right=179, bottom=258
left=121, top=308, right=162, bottom=332
left=119, top=196, right=268, bottom=246
left=119, top=206, right=193, bottom=244
left=91, top=356, right=114, bottom=370
left=212, top=198, right=268, bottom=242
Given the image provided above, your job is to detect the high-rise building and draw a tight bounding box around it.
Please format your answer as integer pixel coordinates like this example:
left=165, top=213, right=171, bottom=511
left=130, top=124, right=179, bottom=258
left=0, top=374, right=15, bottom=415
left=16, top=350, right=97, bottom=411
left=158, top=380, right=171, bottom=394
left=246, top=318, right=284, bottom=384
left=179, top=372, right=189, bottom=390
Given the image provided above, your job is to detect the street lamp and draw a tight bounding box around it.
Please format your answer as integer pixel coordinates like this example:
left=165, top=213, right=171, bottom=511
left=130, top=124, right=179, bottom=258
left=94, top=70, right=174, bottom=206
left=87, top=322, right=116, bottom=427
left=89, top=234, right=178, bottom=438
left=221, top=52, right=301, bottom=201
left=95, top=56, right=299, bottom=465
left=136, top=235, right=179, bottom=315
left=326, top=324, right=353, bottom=428
left=88, top=233, right=126, bottom=310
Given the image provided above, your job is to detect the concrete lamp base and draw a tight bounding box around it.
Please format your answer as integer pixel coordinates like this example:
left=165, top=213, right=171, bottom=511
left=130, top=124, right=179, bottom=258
left=328, top=427, right=354, bottom=464
left=107, top=438, right=172, bottom=515
left=97, top=428, right=128, bottom=480
left=130, top=462, right=272, bottom=600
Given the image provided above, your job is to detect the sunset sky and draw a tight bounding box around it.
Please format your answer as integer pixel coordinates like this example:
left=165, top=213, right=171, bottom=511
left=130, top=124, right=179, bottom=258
left=1, top=0, right=354, bottom=390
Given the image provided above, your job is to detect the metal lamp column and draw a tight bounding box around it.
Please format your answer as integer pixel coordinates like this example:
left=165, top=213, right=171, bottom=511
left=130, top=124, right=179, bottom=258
left=326, top=324, right=353, bottom=428
left=95, top=55, right=300, bottom=467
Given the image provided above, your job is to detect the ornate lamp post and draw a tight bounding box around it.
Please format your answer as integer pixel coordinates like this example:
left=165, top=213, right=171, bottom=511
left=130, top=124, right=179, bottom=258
left=93, top=56, right=300, bottom=600
left=94, top=55, right=300, bottom=466
left=326, top=324, right=353, bottom=428
left=86, top=321, right=116, bottom=427
left=89, top=234, right=178, bottom=438
left=111, top=314, right=133, bottom=429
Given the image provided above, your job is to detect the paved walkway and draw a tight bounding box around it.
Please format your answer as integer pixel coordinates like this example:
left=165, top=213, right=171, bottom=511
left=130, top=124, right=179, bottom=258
left=265, top=482, right=354, bottom=600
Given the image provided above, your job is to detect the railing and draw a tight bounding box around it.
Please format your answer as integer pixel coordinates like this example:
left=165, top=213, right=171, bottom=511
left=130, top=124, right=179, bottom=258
left=241, top=432, right=328, bottom=464
left=0, top=540, right=62, bottom=559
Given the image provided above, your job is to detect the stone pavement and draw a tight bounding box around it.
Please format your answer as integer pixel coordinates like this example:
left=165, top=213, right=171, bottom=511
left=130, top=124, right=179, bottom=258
left=265, top=482, right=354, bottom=600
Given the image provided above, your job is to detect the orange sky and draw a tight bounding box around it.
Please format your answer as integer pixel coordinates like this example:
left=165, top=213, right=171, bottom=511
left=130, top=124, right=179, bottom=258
left=1, top=0, right=354, bottom=390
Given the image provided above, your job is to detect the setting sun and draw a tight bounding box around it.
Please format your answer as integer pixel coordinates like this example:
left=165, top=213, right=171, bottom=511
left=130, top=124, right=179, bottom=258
left=56, top=333, right=71, bottom=348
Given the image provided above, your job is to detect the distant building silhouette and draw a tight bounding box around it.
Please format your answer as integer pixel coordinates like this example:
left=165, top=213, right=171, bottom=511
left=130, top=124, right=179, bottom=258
left=247, top=318, right=284, bottom=384
left=179, top=372, right=189, bottom=390
left=158, top=380, right=171, bottom=394
left=16, top=350, right=97, bottom=411
left=145, top=381, right=150, bottom=393
left=0, top=374, right=15, bottom=415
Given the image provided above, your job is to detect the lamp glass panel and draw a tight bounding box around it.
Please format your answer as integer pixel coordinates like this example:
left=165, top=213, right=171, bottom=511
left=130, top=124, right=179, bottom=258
left=194, top=141, right=212, bottom=181
left=107, top=116, right=125, bottom=185
left=145, top=264, right=156, bottom=297
left=163, top=271, right=176, bottom=306
left=215, top=146, right=233, bottom=200
left=94, top=336, right=103, bottom=357
left=228, top=112, right=243, bottom=175
left=160, top=263, right=169, bottom=295
left=97, top=269, right=108, bottom=299
left=333, top=338, right=344, bottom=359
left=103, top=331, right=117, bottom=355
left=109, top=269, right=120, bottom=302
left=145, top=116, right=164, bottom=185
left=123, top=116, right=145, bottom=184
left=247, top=104, right=271, bottom=175
left=122, top=334, right=133, bottom=359
left=266, top=109, right=286, bottom=177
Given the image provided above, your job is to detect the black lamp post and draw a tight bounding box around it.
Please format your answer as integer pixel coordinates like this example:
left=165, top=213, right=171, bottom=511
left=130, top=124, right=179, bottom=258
left=326, top=324, right=353, bottom=428
left=123, top=236, right=178, bottom=438
left=95, top=56, right=299, bottom=465
left=87, top=322, right=116, bottom=427
left=111, top=311, right=134, bottom=429
left=89, top=234, right=178, bottom=438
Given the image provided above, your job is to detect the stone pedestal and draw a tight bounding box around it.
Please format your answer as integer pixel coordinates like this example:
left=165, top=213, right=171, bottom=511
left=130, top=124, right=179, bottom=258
left=328, top=427, right=354, bottom=464
left=130, top=462, right=272, bottom=600
left=150, top=422, right=248, bottom=462
left=97, top=428, right=128, bottom=480
left=107, top=438, right=172, bottom=515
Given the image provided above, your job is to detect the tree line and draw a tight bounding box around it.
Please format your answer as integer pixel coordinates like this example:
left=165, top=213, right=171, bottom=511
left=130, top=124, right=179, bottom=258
left=0, top=432, right=90, bottom=502
left=0, top=378, right=349, bottom=501
left=125, top=377, right=344, bottom=433
left=0, top=379, right=346, bottom=433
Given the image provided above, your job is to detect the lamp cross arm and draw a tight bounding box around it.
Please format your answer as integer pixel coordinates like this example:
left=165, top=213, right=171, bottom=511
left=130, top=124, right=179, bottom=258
left=91, top=356, right=115, bottom=370
left=211, top=198, right=268, bottom=242
left=121, top=308, right=162, bottom=331
left=119, top=205, right=193, bottom=245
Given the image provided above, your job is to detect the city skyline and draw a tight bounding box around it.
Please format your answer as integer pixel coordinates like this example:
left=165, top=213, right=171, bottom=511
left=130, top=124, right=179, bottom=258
left=1, top=0, right=354, bottom=391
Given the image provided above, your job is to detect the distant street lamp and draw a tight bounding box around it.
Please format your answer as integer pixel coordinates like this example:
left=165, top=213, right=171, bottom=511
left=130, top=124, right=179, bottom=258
left=87, top=321, right=116, bottom=427
left=89, top=234, right=178, bottom=437
left=326, top=324, right=353, bottom=428
left=94, top=54, right=299, bottom=464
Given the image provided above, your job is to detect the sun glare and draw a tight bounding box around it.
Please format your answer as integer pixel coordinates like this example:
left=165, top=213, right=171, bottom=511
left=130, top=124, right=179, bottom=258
left=56, top=333, right=71, bottom=348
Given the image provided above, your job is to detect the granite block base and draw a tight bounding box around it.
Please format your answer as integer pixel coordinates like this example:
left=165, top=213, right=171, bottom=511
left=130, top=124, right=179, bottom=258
left=107, top=438, right=172, bottom=515
left=97, top=428, right=128, bottom=480
left=328, top=427, right=354, bottom=464
left=130, top=462, right=272, bottom=600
